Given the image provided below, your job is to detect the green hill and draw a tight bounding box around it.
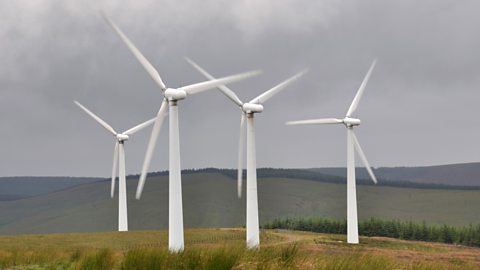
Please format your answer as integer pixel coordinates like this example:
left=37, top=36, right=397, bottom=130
left=0, top=176, right=103, bottom=201
left=314, top=162, right=480, bottom=186
left=3, top=162, right=480, bottom=203
left=0, top=171, right=479, bottom=235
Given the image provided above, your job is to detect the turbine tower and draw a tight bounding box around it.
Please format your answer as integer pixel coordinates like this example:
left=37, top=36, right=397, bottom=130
left=102, top=14, right=261, bottom=252
left=286, top=59, right=378, bottom=244
left=186, top=58, right=307, bottom=249
left=74, top=101, right=155, bottom=232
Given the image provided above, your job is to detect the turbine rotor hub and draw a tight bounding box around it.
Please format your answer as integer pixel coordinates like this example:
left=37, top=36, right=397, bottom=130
left=242, top=103, right=264, bottom=113
left=343, top=117, right=361, bottom=127
left=116, top=134, right=129, bottom=142
left=164, top=88, right=187, bottom=101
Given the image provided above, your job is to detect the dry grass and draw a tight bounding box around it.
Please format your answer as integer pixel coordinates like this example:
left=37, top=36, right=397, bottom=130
left=0, top=229, right=478, bottom=269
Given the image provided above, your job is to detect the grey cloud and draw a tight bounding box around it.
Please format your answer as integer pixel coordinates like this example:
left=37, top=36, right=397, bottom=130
left=0, top=0, right=479, bottom=177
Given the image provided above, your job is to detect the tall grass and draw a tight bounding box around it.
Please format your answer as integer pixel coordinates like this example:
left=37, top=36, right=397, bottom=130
left=0, top=229, right=478, bottom=269
left=314, top=254, right=480, bottom=270
left=0, top=243, right=478, bottom=270
left=121, top=248, right=166, bottom=270
left=0, top=248, right=115, bottom=270
left=0, top=248, right=65, bottom=269
left=278, top=243, right=299, bottom=268
left=121, top=246, right=242, bottom=270
left=121, top=245, right=302, bottom=269
left=76, top=248, right=115, bottom=270
left=316, top=254, right=394, bottom=270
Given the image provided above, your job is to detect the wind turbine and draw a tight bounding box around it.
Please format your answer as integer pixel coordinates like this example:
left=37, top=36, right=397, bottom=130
left=286, top=60, right=378, bottom=244
left=74, top=101, right=155, bottom=232
left=102, top=14, right=261, bottom=252
left=185, top=57, right=307, bottom=249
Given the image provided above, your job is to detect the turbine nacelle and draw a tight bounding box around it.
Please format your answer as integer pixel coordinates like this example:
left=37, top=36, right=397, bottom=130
left=164, top=88, right=187, bottom=101
left=116, top=134, right=129, bottom=142
left=343, top=117, right=361, bottom=127
left=242, top=103, right=264, bottom=114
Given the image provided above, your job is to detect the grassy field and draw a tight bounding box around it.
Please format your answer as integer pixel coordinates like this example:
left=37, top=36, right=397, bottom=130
left=0, top=228, right=479, bottom=269
left=1, top=172, right=480, bottom=235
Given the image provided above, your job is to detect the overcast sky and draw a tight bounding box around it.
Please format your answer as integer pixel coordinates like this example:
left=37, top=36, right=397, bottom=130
left=0, top=0, right=479, bottom=177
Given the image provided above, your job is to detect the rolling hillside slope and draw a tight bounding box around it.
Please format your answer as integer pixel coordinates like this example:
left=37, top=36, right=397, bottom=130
left=0, top=172, right=479, bottom=235
left=0, top=176, right=103, bottom=201
left=2, top=162, right=479, bottom=203
left=314, top=162, right=480, bottom=186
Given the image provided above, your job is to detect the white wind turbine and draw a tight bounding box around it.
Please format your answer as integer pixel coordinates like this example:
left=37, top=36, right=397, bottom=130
left=186, top=58, right=307, bottom=249
left=286, top=60, right=378, bottom=244
left=102, top=14, right=261, bottom=252
left=74, top=101, right=155, bottom=232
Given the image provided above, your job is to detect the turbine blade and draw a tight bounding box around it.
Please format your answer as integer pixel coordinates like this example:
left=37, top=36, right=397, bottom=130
left=346, top=59, right=377, bottom=117
left=286, top=118, right=343, bottom=125
left=102, top=12, right=167, bottom=90
left=181, top=70, right=261, bottom=95
left=249, top=69, right=308, bottom=104
left=74, top=101, right=117, bottom=135
left=111, top=142, right=119, bottom=198
left=123, top=118, right=156, bottom=136
left=136, top=99, right=168, bottom=199
left=351, top=131, right=378, bottom=184
left=237, top=113, right=246, bottom=198
left=184, top=57, right=244, bottom=107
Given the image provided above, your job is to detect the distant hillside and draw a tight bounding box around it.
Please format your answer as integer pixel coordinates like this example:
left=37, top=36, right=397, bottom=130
left=0, top=177, right=103, bottom=201
left=128, top=167, right=480, bottom=190
left=312, top=162, right=480, bottom=187
left=0, top=171, right=479, bottom=235
left=2, top=163, right=479, bottom=203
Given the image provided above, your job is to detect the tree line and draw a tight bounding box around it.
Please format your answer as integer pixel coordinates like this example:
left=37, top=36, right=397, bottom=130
left=263, top=217, right=480, bottom=247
